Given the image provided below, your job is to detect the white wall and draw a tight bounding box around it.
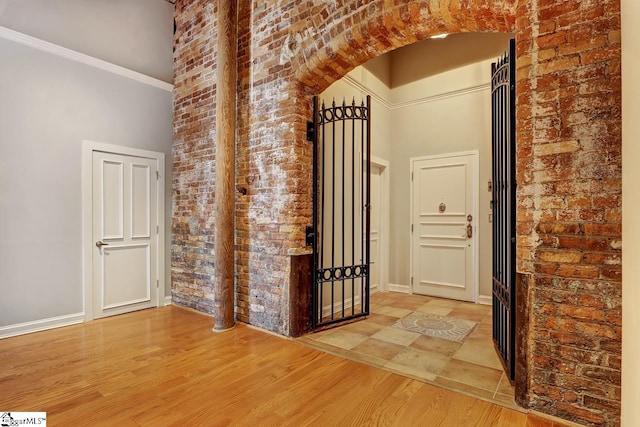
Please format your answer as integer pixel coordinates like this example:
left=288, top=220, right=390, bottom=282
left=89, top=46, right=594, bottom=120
left=621, top=0, right=638, bottom=424
left=322, top=63, right=393, bottom=161
left=322, top=58, right=494, bottom=300
left=0, top=0, right=174, bottom=82
left=390, top=60, right=494, bottom=299
left=0, top=4, right=173, bottom=333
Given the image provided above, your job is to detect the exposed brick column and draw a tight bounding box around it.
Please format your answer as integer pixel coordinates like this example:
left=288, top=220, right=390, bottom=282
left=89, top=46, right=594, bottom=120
left=213, top=0, right=237, bottom=331
left=515, top=0, right=622, bottom=425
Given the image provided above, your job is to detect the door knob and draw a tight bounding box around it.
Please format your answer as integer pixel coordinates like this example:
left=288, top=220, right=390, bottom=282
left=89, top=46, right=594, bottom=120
left=96, top=241, right=109, bottom=248
left=466, top=224, right=473, bottom=238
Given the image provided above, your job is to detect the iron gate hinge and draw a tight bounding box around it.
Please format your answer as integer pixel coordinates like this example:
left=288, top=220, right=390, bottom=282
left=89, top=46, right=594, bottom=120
left=305, top=225, right=314, bottom=246
left=306, top=121, right=315, bottom=142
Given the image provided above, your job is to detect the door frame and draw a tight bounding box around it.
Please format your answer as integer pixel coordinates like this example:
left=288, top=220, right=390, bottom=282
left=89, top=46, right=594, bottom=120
left=370, top=156, right=390, bottom=293
left=409, top=150, right=479, bottom=302
left=82, top=140, right=166, bottom=321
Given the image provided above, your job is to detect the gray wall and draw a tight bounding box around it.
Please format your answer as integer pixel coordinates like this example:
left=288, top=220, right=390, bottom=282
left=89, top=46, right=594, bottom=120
left=0, top=2, right=173, bottom=329
left=0, top=0, right=174, bottom=83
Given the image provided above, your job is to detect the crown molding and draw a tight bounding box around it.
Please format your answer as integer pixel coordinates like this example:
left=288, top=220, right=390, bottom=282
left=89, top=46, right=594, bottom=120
left=342, top=73, right=489, bottom=110
left=0, top=26, right=173, bottom=92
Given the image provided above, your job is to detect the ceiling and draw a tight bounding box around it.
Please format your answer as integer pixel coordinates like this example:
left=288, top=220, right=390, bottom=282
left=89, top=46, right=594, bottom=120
left=365, top=32, right=514, bottom=88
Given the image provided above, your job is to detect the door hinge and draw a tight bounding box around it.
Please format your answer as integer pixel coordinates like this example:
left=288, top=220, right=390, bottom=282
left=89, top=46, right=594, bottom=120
left=157, top=279, right=159, bottom=288
left=411, top=277, right=414, bottom=285
left=156, top=225, right=159, bottom=233
left=156, top=171, right=160, bottom=180
left=411, top=224, right=413, bottom=233
left=411, top=171, right=413, bottom=181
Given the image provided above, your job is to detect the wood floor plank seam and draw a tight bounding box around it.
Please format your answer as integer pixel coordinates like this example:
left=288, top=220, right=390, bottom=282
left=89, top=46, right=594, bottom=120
left=0, top=304, right=568, bottom=426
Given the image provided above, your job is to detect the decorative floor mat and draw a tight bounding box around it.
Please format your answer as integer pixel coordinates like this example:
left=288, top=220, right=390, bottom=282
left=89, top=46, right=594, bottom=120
left=393, top=313, right=477, bottom=343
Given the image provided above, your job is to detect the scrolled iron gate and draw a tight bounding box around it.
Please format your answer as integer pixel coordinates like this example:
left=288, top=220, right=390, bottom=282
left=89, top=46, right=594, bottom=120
left=309, top=96, right=371, bottom=329
left=491, top=39, right=517, bottom=382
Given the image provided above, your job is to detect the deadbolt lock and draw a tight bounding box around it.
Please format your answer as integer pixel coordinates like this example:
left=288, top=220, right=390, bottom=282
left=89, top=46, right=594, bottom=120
left=467, top=214, right=473, bottom=222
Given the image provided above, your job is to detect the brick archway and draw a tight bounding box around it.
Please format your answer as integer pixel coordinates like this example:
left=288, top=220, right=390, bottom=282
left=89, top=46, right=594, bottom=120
left=292, top=1, right=516, bottom=93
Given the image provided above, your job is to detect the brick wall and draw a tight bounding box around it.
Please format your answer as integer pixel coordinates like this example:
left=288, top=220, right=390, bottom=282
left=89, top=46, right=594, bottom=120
left=516, top=1, right=622, bottom=425
left=172, top=0, right=218, bottom=313
left=172, top=0, right=621, bottom=424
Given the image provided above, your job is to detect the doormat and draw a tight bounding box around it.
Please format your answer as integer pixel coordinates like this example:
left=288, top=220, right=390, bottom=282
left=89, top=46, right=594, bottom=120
left=392, top=313, right=477, bottom=343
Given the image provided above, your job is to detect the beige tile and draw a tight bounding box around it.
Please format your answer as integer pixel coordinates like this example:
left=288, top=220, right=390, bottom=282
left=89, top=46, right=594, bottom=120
left=389, top=347, right=451, bottom=375
left=351, top=337, right=405, bottom=361
left=316, top=329, right=368, bottom=350
left=384, top=360, right=438, bottom=382
left=447, top=307, right=489, bottom=322
left=453, top=336, right=504, bottom=370
left=373, top=305, right=413, bottom=318
left=340, top=319, right=385, bottom=336
left=426, top=298, right=462, bottom=308
left=439, top=358, right=503, bottom=393
left=415, top=303, right=453, bottom=316
left=371, top=326, right=420, bottom=346
left=496, top=372, right=516, bottom=396
left=367, top=312, right=402, bottom=327
left=467, top=322, right=493, bottom=341
left=410, top=334, right=462, bottom=357
left=387, top=296, right=431, bottom=311
left=493, top=392, right=518, bottom=409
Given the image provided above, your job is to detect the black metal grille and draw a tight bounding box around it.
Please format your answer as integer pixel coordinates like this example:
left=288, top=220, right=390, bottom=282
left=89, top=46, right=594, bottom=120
left=491, top=39, right=517, bottom=382
left=311, top=96, right=371, bottom=329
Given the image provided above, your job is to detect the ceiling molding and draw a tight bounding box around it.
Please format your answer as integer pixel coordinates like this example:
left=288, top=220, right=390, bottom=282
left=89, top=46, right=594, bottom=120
left=0, top=26, right=174, bottom=92
left=341, top=73, right=489, bottom=110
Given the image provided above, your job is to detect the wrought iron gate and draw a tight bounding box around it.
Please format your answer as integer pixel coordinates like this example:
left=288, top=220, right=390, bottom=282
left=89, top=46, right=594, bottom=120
left=309, top=96, right=371, bottom=329
left=491, top=39, right=517, bottom=381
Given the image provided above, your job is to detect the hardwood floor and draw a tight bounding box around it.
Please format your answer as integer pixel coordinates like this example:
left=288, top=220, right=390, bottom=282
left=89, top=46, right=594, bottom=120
left=0, top=306, right=566, bottom=426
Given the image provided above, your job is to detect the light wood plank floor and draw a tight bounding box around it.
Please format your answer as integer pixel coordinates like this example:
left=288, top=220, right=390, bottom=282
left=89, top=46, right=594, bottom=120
left=0, top=306, right=566, bottom=426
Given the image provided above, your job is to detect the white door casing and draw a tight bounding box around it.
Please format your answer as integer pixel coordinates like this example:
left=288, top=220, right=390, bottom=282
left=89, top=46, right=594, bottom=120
left=369, top=157, right=389, bottom=294
left=410, top=151, right=478, bottom=302
left=82, top=141, right=165, bottom=320
left=369, top=164, right=381, bottom=294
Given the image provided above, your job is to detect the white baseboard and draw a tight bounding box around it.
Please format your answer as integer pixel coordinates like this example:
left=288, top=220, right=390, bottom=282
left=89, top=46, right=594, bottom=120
left=0, top=312, right=84, bottom=339
left=478, top=295, right=492, bottom=306
left=164, top=296, right=172, bottom=306
left=388, top=283, right=411, bottom=294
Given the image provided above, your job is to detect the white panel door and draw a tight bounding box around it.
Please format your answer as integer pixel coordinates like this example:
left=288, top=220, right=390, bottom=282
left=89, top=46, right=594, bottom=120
left=411, top=152, right=476, bottom=302
left=369, top=164, right=382, bottom=294
left=92, top=151, right=158, bottom=318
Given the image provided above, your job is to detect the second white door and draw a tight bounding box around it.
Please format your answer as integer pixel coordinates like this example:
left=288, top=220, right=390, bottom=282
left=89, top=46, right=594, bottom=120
left=92, top=151, right=159, bottom=319
left=411, top=152, right=477, bottom=302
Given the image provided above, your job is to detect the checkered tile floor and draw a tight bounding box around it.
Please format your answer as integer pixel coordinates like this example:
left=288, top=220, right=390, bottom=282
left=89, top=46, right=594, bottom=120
left=297, top=291, right=517, bottom=409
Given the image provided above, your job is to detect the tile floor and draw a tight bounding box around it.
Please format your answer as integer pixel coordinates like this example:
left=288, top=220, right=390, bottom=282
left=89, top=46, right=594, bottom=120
left=297, top=291, right=518, bottom=410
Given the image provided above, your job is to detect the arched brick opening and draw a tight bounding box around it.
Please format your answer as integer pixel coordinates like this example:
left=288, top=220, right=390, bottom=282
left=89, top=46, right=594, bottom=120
left=293, top=1, right=516, bottom=93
